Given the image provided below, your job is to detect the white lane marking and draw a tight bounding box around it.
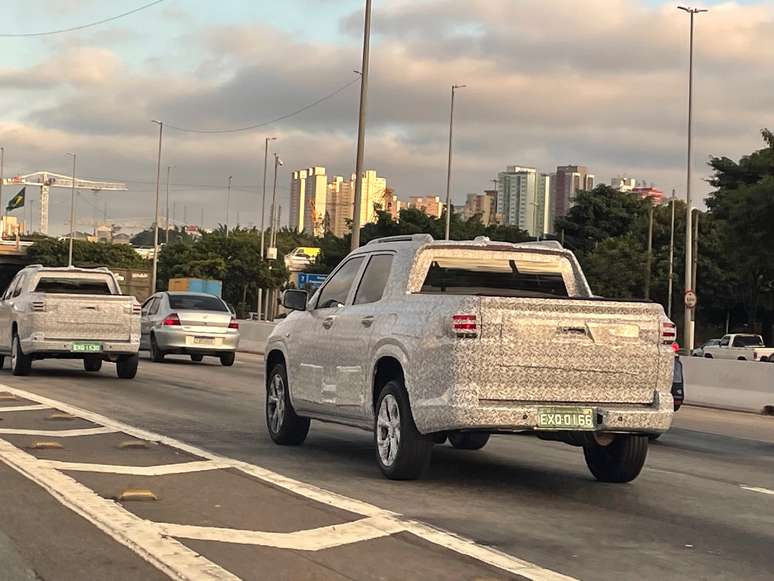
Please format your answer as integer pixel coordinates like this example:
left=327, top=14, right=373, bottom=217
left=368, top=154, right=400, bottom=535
left=0, top=427, right=116, bottom=437
left=0, top=385, right=576, bottom=581
left=41, top=459, right=227, bottom=476
left=741, top=485, right=774, bottom=496
left=0, top=404, right=51, bottom=412
left=158, top=515, right=406, bottom=551
left=0, top=438, right=238, bottom=581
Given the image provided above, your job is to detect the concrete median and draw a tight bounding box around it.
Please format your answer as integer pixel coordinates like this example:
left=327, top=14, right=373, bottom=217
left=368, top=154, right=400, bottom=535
left=682, top=357, right=774, bottom=414
left=237, top=321, right=277, bottom=355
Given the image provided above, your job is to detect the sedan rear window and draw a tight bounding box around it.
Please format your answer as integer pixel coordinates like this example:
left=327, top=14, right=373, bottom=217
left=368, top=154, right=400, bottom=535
left=168, top=294, right=228, bottom=312
left=421, top=255, right=569, bottom=298
left=34, top=277, right=114, bottom=295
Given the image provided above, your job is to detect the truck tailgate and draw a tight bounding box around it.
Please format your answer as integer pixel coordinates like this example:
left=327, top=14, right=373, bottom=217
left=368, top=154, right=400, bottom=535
left=42, top=294, right=133, bottom=341
left=479, top=297, right=662, bottom=404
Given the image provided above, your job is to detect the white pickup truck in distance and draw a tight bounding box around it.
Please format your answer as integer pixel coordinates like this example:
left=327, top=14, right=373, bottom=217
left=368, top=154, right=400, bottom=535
left=266, top=235, right=676, bottom=483
left=702, top=333, right=774, bottom=361
left=0, top=265, right=141, bottom=378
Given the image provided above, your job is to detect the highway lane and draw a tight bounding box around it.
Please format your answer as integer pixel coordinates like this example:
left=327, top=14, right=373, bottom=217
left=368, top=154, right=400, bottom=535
left=0, top=354, right=772, bottom=580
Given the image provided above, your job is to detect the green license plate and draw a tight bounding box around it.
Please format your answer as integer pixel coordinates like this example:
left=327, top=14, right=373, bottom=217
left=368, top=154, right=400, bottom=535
left=537, top=407, right=596, bottom=430
left=71, top=342, right=102, bottom=353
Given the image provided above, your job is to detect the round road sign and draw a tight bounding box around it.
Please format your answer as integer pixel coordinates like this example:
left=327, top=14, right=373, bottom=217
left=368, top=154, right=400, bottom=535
left=685, top=290, right=698, bottom=309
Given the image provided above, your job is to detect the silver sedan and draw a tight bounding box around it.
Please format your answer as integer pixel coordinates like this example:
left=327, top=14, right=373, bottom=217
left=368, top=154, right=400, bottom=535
left=140, top=291, right=239, bottom=366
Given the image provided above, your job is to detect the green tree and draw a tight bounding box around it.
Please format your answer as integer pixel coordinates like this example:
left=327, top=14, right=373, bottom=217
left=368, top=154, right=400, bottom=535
left=27, top=238, right=147, bottom=269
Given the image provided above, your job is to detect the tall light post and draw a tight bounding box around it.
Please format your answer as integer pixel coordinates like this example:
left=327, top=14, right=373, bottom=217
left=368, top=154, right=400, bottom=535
left=165, top=165, right=172, bottom=243
left=151, top=120, right=164, bottom=293
left=678, top=5, right=707, bottom=351
left=667, top=189, right=676, bottom=318
left=350, top=0, right=372, bottom=251
left=444, top=84, right=466, bottom=240
left=65, top=153, right=77, bottom=267
left=225, top=175, right=233, bottom=236
left=0, top=146, right=5, bottom=239
left=268, top=153, right=283, bottom=252
left=260, top=137, right=277, bottom=258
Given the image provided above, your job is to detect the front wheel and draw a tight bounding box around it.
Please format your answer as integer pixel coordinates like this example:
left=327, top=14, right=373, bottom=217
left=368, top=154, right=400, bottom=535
left=266, top=363, right=309, bottom=445
left=11, top=334, right=31, bottom=376
left=449, top=431, right=490, bottom=450
left=116, top=354, right=139, bottom=379
left=375, top=380, right=433, bottom=480
left=583, top=435, right=648, bottom=483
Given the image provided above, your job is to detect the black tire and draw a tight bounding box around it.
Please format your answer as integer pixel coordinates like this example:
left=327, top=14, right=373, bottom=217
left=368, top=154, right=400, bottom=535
left=704, top=354, right=713, bottom=359
left=0, top=355, right=4, bottom=370
left=737, top=357, right=746, bottom=361
left=11, top=334, right=31, bottom=376
left=220, top=352, right=235, bottom=367
left=648, top=434, right=662, bottom=441
left=374, top=380, right=433, bottom=480
left=116, top=354, right=139, bottom=379
left=583, top=435, right=648, bottom=483
left=150, top=335, right=165, bottom=362
left=449, top=431, right=490, bottom=450
left=190, top=354, right=204, bottom=362
left=83, top=358, right=103, bottom=372
left=266, top=363, right=310, bottom=445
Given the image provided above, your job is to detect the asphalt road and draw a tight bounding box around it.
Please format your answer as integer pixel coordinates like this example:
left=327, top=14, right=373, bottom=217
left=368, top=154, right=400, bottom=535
left=0, top=353, right=772, bottom=581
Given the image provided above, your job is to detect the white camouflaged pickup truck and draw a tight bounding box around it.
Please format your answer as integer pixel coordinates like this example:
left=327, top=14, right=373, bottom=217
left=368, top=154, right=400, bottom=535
left=265, top=235, right=675, bottom=482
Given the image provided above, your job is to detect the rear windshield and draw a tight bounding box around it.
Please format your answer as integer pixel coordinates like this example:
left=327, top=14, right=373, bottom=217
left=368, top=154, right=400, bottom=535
left=34, top=276, right=114, bottom=295
left=168, top=294, right=228, bottom=312
left=421, top=255, right=570, bottom=298
left=734, top=335, right=763, bottom=347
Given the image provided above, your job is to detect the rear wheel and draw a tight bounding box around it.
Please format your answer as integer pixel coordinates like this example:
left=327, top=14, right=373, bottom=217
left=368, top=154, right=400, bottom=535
left=704, top=354, right=713, bottom=359
left=11, top=334, right=31, bottom=376
left=266, top=363, right=309, bottom=445
left=83, top=358, right=103, bottom=372
left=375, top=380, right=433, bottom=480
left=449, top=431, right=490, bottom=450
left=116, top=354, right=139, bottom=379
left=150, top=335, right=165, bottom=362
left=220, top=352, right=235, bottom=367
left=583, top=435, right=648, bottom=483
left=190, top=354, right=204, bottom=362
left=0, top=355, right=4, bottom=370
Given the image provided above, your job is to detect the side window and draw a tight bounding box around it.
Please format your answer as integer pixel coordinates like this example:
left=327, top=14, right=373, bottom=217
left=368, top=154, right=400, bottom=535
left=719, top=336, right=730, bottom=347
left=354, top=254, right=394, bottom=305
left=149, top=297, right=161, bottom=315
left=2, top=275, right=20, bottom=300
left=141, top=297, right=155, bottom=315
left=316, top=257, right=365, bottom=309
left=12, top=275, right=25, bottom=298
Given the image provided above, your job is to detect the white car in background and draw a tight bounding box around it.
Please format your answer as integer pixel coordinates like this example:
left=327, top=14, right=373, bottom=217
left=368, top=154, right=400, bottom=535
left=702, top=334, right=774, bottom=361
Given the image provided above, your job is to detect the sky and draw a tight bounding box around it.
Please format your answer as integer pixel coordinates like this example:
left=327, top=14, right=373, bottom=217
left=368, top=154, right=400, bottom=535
left=0, top=0, right=772, bottom=235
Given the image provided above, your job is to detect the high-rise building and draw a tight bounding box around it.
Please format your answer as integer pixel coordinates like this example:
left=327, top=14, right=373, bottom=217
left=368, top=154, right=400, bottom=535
left=304, top=167, right=327, bottom=237
left=633, top=185, right=665, bottom=205
left=535, top=173, right=552, bottom=236
left=407, top=195, right=444, bottom=218
left=289, top=169, right=308, bottom=232
left=323, top=170, right=388, bottom=238
left=554, top=165, right=594, bottom=218
left=463, top=191, right=497, bottom=225
left=497, top=166, right=538, bottom=233
left=382, top=188, right=401, bottom=220
left=326, top=176, right=345, bottom=236
left=611, top=176, right=637, bottom=192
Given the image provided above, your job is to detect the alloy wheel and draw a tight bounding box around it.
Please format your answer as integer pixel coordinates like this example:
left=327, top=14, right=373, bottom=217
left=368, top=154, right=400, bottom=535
left=377, top=394, right=401, bottom=467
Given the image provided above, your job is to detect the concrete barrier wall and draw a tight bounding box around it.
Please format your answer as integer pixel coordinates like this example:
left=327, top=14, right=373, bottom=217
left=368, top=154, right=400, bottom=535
left=238, top=321, right=277, bottom=354
left=682, top=357, right=774, bottom=414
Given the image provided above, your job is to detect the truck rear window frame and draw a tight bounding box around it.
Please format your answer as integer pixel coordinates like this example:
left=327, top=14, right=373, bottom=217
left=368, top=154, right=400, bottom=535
left=33, top=276, right=115, bottom=295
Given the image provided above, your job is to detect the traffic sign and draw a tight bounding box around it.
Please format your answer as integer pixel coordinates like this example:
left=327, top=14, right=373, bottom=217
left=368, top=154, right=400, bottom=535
left=298, top=273, right=327, bottom=290
left=685, top=289, right=698, bottom=309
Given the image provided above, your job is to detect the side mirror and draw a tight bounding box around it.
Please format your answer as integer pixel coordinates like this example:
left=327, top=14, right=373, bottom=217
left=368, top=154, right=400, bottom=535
left=282, top=289, right=308, bottom=312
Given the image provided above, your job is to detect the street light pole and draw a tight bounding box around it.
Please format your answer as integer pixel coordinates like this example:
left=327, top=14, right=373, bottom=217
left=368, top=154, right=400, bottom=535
left=260, top=137, right=277, bottom=259
left=268, top=153, right=283, bottom=251
left=667, top=189, right=676, bottom=318
left=151, top=120, right=164, bottom=293
left=350, top=0, right=372, bottom=251
left=225, top=175, right=233, bottom=236
left=0, top=146, right=4, bottom=239
left=678, top=5, right=707, bottom=351
left=66, top=153, right=77, bottom=267
left=165, top=165, right=171, bottom=243
left=444, top=84, right=466, bottom=240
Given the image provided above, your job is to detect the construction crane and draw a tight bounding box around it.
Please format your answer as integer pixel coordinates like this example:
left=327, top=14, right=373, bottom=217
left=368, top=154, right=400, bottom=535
left=1, top=171, right=127, bottom=235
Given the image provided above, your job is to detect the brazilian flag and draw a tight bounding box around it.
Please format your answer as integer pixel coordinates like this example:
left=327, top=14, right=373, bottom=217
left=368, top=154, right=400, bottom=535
left=6, top=187, right=25, bottom=212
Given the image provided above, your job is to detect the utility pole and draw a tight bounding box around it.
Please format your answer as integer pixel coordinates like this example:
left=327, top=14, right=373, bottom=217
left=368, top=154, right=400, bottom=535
left=444, top=84, right=466, bottom=240
left=0, top=146, right=4, bottom=239
left=350, top=0, right=372, bottom=251
left=225, top=175, right=233, bottom=236
left=260, top=137, right=277, bottom=258
left=644, top=202, right=654, bottom=299
left=165, top=166, right=171, bottom=243
left=692, top=209, right=699, bottom=296
left=667, top=189, right=676, bottom=318
left=151, top=120, right=163, bottom=293
left=268, top=153, right=283, bottom=254
left=66, top=153, right=77, bottom=267
left=678, top=5, right=708, bottom=351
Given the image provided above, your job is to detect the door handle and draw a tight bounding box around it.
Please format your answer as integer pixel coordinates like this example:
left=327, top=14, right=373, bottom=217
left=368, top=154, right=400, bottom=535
left=361, top=316, right=375, bottom=328
left=322, top=317, right=335, bottom=329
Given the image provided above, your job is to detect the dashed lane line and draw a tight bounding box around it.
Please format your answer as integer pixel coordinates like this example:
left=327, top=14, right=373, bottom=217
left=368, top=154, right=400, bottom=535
left=158, top=515, right=407, bottom=551
left=0, top=438, right=238, bottom=581
left=0, top=427, right=117, bottom=437
left=0, top=404, right=51, bottom=412
left=0, top=384, right=577, bottom=581
left=741, top=485, right=774, bottom=496
left=41, top=459, right=228, bottom=476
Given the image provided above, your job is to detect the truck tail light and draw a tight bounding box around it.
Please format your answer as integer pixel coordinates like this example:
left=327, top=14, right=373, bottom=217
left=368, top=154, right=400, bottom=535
left=31, top=301, right=46, bottom=312
left=132, top=303, right=142, bottom=315
left=452, top=314, right=477, bottom=338
left=661, top=321, right=676, bottom=345
left=228, top=317, right=239, bottom=330
left=162, top=313, right=181, bottom=326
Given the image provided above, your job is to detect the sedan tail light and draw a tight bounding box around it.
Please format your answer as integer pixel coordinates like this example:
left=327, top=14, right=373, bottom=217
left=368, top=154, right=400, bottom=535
left=452, top=314, right=477, bottom=338
left=162, top=313, right=181, bottom=326
left=229, top=317, right=239, bottom=330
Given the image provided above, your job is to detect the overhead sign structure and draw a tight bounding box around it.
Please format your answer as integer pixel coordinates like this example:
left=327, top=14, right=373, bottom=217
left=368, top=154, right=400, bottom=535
left=685, top=289, right=698, bottom=309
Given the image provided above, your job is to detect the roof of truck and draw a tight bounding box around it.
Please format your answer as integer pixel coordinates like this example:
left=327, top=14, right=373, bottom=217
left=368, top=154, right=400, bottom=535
left=21, top=265, right=114, bottom=274
left=357, top=234, right=566, bottom=254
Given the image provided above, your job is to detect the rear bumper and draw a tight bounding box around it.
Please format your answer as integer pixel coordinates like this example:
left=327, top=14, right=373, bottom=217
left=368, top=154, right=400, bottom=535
left=412, top=390, right=675, bottom=436
left=22, top=338, right=139, bottom=358
left=153, top=328, right=239, bottom=353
